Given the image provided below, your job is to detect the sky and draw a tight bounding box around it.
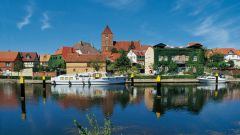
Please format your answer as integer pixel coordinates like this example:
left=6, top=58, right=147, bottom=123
left=0, top=0, right=240, bottom=54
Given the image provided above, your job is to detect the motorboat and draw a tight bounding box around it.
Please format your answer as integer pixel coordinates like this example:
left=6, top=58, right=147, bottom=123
left=51, top=72, right=126, bottom=85
left=197, top=75, right=227, bottom=83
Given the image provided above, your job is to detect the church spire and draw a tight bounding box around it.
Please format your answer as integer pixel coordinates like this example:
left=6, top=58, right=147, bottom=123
left=102, top=25, right=113, bottom=34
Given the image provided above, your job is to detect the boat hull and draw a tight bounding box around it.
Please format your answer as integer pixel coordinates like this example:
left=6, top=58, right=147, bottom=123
left=51, top=77, right=126, bottom=85
left=198, top=78, right=227, bottom=83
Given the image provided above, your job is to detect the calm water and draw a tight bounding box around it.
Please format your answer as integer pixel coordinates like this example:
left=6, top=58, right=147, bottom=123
left=1, top=83, right=240, bottom=135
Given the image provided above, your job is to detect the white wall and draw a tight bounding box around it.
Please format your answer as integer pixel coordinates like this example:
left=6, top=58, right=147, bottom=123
left=127, top=50, right=137, bottom=63
left=144, top=47, right=154, bottom=75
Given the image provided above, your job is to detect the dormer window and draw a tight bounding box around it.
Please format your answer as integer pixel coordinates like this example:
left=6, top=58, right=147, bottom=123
left=26, top=54, right=31, bottom=60
left=228, top=51, right=234, bottom=55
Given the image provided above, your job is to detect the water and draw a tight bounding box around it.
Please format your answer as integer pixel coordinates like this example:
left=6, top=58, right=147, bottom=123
left=1, top=83, right=240, bottom=135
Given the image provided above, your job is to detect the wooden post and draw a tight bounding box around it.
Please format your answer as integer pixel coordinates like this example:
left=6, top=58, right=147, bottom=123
left=156, top=75, right=161, bottom=98
left=21, top=96, right=26, bottom=120
left=131, top=73, right=134, bottom=86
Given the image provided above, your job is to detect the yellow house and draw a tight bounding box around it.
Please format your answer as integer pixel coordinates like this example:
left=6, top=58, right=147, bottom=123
left=65, top=54, right=106, bottom=74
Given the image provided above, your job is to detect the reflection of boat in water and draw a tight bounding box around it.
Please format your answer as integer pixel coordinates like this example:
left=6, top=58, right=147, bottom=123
left=51, top=72, right=126, bottom=85
left=51, top=85, right=126, bottom=97
left=197, top=75, right=227, bottom=83
left=197, top=83, right=227, bottom=91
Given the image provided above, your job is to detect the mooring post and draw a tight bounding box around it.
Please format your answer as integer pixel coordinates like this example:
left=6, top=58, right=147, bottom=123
left=20, top=76, right=26, bottom=120
left=156, top=75, right=161, bottom=98
left=215, top=72, right=218, bottom=84
left=20, top=76, right=25, bottom=99
left=131, top=73, right=134, bottom=86
left=42, top=75, right=46, bottom=89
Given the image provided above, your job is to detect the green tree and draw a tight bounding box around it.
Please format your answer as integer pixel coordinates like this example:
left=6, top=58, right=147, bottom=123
left=228, top=60, right=234, bottom=68
left=48, top=55, right=66, bottom=71
left=115, top=51, right=131, bottom=73
left=209, top=54, right=224, bottom=62
left=14, top=61, right=24, bottom=76
left=111, top=48, right=118, bottom=53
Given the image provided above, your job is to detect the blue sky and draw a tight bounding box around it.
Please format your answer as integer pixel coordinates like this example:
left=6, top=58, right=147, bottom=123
left=0, top=0, right=240, bottom=54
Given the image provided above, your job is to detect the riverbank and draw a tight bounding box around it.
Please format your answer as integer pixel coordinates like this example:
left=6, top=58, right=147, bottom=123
left=1, top=78, right=240, bottom=84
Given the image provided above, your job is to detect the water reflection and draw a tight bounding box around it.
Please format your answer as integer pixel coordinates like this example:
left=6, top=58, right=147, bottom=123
left=1, top=83, right=240, bottom=135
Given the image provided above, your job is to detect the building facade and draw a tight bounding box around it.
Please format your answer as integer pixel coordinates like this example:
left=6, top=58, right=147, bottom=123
left=154, top=43, right=205, bottom=74
left=65, top=54, right=106, bottom=74
left=20, top=52, right=40, bottom=70
left=0, top=51, right=22, bottom=75
left=144, top=47, right=154, bottom=75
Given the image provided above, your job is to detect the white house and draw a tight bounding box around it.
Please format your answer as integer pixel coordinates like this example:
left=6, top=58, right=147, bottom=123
left=127, top=50, right=145, bottom=66
left=207, top=48, right=240, bottom=68
left=127, top=50, right=138, bottom=64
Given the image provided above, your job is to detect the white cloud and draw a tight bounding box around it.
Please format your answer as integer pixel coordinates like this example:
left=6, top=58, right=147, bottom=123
left=41, top=12, right=51, bottom=30
left=172, top=0, right=221, bottom=16
left=17, top=4, right=33, bottom=30
left=94, top=0, right=144, bottom=10
left=191, top=16, right=240, bottom=48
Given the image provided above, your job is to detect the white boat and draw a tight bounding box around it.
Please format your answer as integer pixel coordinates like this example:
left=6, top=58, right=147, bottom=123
left=197, top=75, right=227, bottom=83
left=51, top=72, right=126, bottom=85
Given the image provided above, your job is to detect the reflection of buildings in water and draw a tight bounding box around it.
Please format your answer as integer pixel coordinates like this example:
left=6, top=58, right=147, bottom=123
left=0, top=84, right=18, bottom=108
left=224, top=89, right=240, bottom=100
left=144, top=85, right=216, bottom=118
left=51, top=85, right=128, bottom=116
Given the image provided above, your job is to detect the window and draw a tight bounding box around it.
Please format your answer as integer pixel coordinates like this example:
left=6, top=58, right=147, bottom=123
left=60, top=77, right=64, bottom=80
left=159, top=56, right=163, bottom=61
left=193, top=56, right=197, bottom=61
left=65, top=77, right=69, bottom=80
left=69, top=77, right=73, bottom=80
left=5, top=62, right=10, bottom=67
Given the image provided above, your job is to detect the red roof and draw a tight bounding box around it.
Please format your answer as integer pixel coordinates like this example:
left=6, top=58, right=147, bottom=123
left=132, top=50, right=145, bottom=57
left=141, top=45, right=152, bottom=51
left=113, top=41, right=141, bottom=51
left=65, top=54, right=105, bottom=63
left=102, top=25, right=113, bottom=34
left=20, top=52, right=39, bottom=62
left=187, top=42, right=203, bottom=48
left=0, top=51, right=19, bottom=62
left=207, top=48, right=240, bottom=57
left=54, top=46, right=76, bottom=60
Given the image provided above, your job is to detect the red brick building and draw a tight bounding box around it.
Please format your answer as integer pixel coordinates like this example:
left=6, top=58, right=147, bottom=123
left=101, top=25, right=149, bottom=61
left=0, top=51, right=22, bottom=74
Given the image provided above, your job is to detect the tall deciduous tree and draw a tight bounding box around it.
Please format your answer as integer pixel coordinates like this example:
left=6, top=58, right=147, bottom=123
left=115, top=50, right=131, bottom=73
left=14, top=61, right=24, bottom=76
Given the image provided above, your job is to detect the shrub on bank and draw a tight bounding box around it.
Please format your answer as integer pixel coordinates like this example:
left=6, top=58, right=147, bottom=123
left=233, top=74, right=240, bottom=78
left=132, top=74, right=196, bottom=79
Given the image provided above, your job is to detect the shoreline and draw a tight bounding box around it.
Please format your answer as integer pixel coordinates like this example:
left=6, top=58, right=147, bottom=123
left=1, top=78, right=240, bottom=84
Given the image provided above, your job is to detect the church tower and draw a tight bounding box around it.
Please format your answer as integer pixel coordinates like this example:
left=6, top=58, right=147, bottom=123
left=102, top=25, right=113, bottom=52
